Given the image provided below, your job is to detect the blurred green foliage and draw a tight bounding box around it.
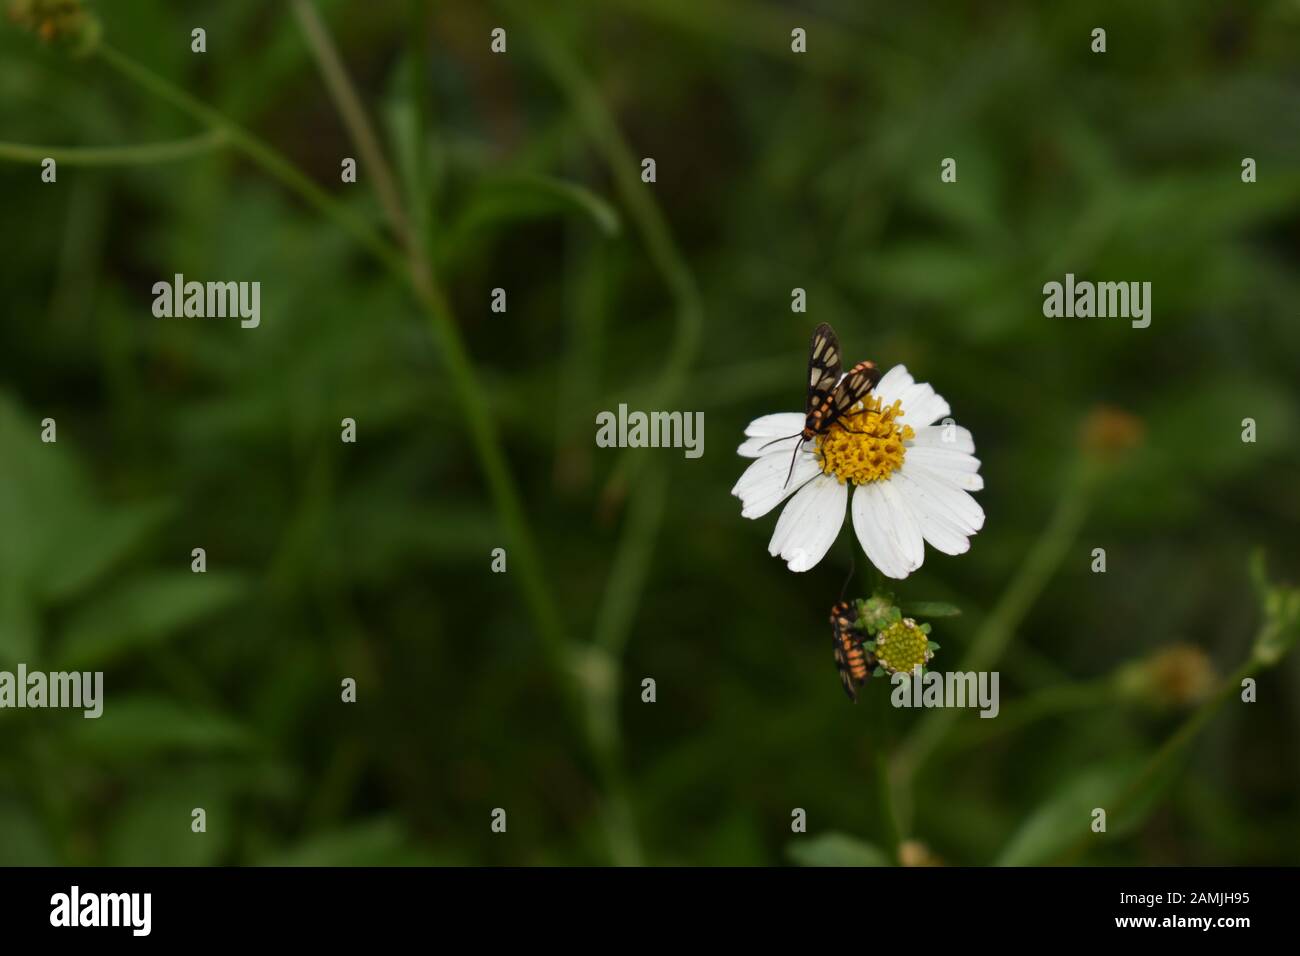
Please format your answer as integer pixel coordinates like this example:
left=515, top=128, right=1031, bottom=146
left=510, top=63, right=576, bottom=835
left=1, top=0, right=1298, bottom=866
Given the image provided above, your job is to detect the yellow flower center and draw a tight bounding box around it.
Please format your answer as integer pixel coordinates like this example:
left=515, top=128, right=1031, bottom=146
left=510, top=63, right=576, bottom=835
left=873, top=618, right=932, bottom=675
left=815, top=396, right=914, bottom=485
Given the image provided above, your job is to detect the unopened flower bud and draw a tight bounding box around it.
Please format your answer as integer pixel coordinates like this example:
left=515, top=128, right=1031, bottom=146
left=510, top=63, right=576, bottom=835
left=1079, top=405, right=1144, bottom=462
left=6, top=0, right=101, bottom=56
left=1116, top=645, right=1216, bottom=709
left=857, top=594, right=899, bottom=635
left=898, top=839, right=942, bottom=867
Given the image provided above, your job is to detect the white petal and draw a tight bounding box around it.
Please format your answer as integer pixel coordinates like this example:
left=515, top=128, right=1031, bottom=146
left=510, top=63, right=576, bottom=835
left=767, top=474, right=847, bottom=572
left=876, top=479, right=927, bottom=571
left=897, top=382, right=951, bottom=428
left=893, top=473, right=972, bottom=555
left=910, top=424, right=975, bottom=454
left=906, top=446, right=981, bottom=473
left=940, top=470, right=983, bottom=492
left=896, top=464, right=984, bottom=534
left=852, top=480, right=925, bottom=579
left=731, top=448, right=822, bottom=518
left=738, top=433, right=804, bottom=458
left=873, top=365, right=913, bottom=407
left=905, top=447, right=984, bottom=492
left=744, top=412, right=805, bottom=438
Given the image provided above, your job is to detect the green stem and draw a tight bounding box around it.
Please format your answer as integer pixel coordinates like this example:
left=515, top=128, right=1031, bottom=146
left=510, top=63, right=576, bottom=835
left=95, top=43, right=395, bottom=266
left=580, top=462, right=668, bottom=864
left=874, top=750, right=902, bottom=861
left=1056, top=660, right=1264, bottom=864
left=281, top=6, right=642, bottom=865
left=889, top=459, right=1097, bottom=833
left=287, top=0, right=416, bottom=255
left=513, top=3, right=702, bottom=656
left=953, top=676, right=1118, bottom=747
left=276, top=15, right=575, bottom=683
left=599, top=0, right=915, bottom=76
left=593, top=462, right=669, bottom=654
left=1055, top=563, right=1300, bottom=864
left=513, top=4, right=704, bottom=499
left=86, top=17, right=674, bottom=867
left=0, top=131, right=226, bottom=165
left=91, top=41, right=576, bottom=703
left=508, top=5, right=709, bottom=865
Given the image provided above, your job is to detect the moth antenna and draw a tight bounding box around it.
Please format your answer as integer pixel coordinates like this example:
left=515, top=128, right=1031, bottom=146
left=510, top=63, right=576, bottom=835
left=839, top=553, right=856, bottom=603
left=757, top=431, right=802, bottom=452
left=783, top=437, right=805, bottom=488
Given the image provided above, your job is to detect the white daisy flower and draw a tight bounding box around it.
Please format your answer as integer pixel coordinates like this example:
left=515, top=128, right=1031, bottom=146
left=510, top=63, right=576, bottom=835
left=731, top=365, right=984, bottom=578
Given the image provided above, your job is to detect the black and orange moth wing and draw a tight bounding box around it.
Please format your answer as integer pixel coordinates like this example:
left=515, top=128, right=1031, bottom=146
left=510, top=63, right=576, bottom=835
left=766, top=323, right=846, bottom=485
left=804, top=323, right=843, bottom=423
left=772, top=325, right=881, bottom=488
left=830, top=600, right=871, bottom=702
left=819, top=360, right=882, bottom=433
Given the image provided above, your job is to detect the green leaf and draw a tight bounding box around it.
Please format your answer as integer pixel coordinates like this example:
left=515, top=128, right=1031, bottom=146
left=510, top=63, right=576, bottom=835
left=384, top=94, right=430, bottom=241
left=0, top=798, right=59, bottom=865
left=0, top=396, right=172, bottom=668
left=66, top=696, right=254, bottom=758
left=449, top=173, right=621, bottom=241
left=336, top=501, right=499, bottom=577
left=862, top=241, right=997, bottom=305
left=904, top=601, right=962, bottom=619
left=995, top=766, right=1126, bottom=866
left=787, top=832, right=892, bottom=867
left=0, top=576, right=38, bottom=666
left=258, top=818, right=443, bottom=866
left=57, top=571, right=247, bottom=668
left=105, top=780, right=231, bottom=866
left=0, top=394, right=88, bottom=604
left=39, top=501, right=173, bottom=603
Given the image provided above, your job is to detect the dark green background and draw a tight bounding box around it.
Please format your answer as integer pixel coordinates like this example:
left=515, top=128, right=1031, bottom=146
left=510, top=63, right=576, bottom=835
left=1, top=0, right=1298, bottom=866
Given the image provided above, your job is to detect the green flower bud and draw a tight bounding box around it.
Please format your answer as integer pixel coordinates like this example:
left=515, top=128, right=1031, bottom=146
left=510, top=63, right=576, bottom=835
left=857, top=594, right=897, bottom=635
left=6, top=0, right=101, bottom=57
left=1115, top=645, right=1215, bottom=709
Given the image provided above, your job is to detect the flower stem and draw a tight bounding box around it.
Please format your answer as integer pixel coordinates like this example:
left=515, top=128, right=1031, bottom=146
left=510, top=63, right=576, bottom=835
left=281, top=6, right=649, bottom=865
left=287, top=0, right=417, bottom=256
left=272, top=13, right=576, bottom=685
left=95, top=42, right=395, bottom=267
left=874, top=750, right=902, bottom=861
left=1055, top=661, right=1277, bottom=864
left=593, top=462, right=670, bottom=655
left=511, top=2, right=704, bottom=499
left=91, top=41, right=577, bottom=709
left=1054, top=557, right=1300, bottom=863
left=0, top=131, right=226, bottom=165
left=507, top=4, right=708, bottom=864
left=889, top=459, right=1097, bottom=834
left=953, top=676, right=1118, bottom=747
